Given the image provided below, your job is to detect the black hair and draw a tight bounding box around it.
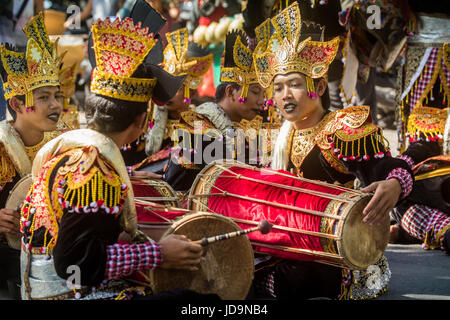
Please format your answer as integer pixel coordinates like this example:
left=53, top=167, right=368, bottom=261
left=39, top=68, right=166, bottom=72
left=215, top=82, right=241, bottom=103
left=84, top=93, right=148, bottom=134
left=315, top=78, right=330, bottom=111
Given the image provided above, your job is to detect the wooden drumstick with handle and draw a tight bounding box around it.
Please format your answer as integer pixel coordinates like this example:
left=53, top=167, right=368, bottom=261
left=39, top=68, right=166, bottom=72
left=193, top=220, right=273, bottom=247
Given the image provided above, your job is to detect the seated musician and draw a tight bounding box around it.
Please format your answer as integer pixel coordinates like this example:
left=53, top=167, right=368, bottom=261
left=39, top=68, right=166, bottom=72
left=163, top=29, right=276, bottom=192
left=133, top=27, right=213, bottom=174
left=389, top=49, right=450, bottom=252
left=0, top=13, right=66, bottom=299
left=250, top=3, right=414, bottom=300
left=18, top=14, right=218, bottom=301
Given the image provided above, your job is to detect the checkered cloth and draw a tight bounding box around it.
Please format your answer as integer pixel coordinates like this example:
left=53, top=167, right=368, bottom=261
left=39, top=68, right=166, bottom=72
left=104, top=241, right=162, bottom=280
left=397, top=154, right=415, bottom=170
left=401, top=204, right=450, bottom=249
left=386, top=167, right=413, bottom=200
left=410, top=48, right=439, bottom=108
left=409, top=47, right=450, bottom=108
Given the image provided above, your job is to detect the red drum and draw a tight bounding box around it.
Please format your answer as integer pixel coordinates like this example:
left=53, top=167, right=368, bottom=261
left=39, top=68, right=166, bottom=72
left=188, top=161, right=390, bottom=270
left=132, top=178, right=184, bottom=241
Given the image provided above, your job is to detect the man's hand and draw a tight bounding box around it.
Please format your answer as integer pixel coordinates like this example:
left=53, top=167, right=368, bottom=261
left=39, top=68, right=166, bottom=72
left=0, top=209, right=20, bottom=235
left=361, top=179, right=402, bottom=226
left=131, top=170, right=162, bottom=179
left=159, top=234, right=203, bottom=271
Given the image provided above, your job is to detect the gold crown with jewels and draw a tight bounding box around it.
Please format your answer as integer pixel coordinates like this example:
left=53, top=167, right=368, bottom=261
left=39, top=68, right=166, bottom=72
left=253, top=2, right=340, bottom=89
left=1, top=12, right=63, bottom=106
left=163, top=27, right=213, bottom=102
left=90, top=17, right=158, bottom=102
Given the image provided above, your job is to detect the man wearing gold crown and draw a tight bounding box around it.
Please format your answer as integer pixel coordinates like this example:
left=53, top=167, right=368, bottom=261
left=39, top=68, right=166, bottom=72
left=249, top=3, right=416, bottom=300
left=0, top=12, right=66, bottom=299
left=131, top=27, right=213, bottom=174
left=17, top=5, right=220, bottom=300
left=162, top=28, right=279, bottom=192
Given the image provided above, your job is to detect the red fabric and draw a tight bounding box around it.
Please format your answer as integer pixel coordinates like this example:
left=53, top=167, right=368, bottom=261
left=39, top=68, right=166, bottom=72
left=198, top=6, right=227, bottom=26
left=132, top=180, right=185, bottom=223
left=207, top=167, right=345, bottom=262
left=197, top=64, right=216, bottom=97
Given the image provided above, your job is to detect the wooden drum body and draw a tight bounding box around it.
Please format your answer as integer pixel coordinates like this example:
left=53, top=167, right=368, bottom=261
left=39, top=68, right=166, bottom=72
left=188, top=161, right=390, bottom=270
left=132, top=178, right=183, bottom=241
left=150, top=212, right=254, bottom=300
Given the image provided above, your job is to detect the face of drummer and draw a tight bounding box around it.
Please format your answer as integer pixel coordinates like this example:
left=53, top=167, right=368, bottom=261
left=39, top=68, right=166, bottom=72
left=230, top=83, right=265, bottom=122
left=9, top=86, right=64, bottom=132
left=164, top=84, right=196, bottom=118
left=273, top=72, right=327, bottom=129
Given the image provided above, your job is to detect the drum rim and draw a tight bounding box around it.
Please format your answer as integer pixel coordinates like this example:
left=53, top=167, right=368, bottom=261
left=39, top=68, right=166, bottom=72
left=150, top=211, right=255, bottom=300
left=188, top=160, right=244, bottom=211
left=5, top=174, right=32, bottom=250
left=336, top=193, right=389, bottom=270
left=133, top=177, right=181, bottom=208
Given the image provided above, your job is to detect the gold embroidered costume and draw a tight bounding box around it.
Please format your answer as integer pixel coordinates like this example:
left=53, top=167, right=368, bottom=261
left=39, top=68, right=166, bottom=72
left=253, top=3, right=396, bottom=301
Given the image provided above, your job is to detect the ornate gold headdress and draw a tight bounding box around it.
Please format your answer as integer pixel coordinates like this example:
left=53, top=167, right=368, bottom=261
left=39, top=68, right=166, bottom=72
left=253, top=3, right=340, bottom=98
left=58, top=62, right=77, bottom=108
left=90, top=17, right=158, bottom=102
left=220, top=29, right=258, bottom=103
left=0, top=12, right=62, bottom=108
left=163, top=27, right=213, bottom=103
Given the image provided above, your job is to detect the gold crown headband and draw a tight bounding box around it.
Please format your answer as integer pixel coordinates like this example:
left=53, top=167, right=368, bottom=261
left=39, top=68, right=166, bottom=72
left=1, top=12, right=62, bottom=108
left=90, top=17, right=158, bottom=102
left=220, top=30, right=259, bottom=103
left=59, top=61, right=77, bottom=109
left=163, top=27, right=213, bottom=103
left=253, top=3, right=340, bottom=98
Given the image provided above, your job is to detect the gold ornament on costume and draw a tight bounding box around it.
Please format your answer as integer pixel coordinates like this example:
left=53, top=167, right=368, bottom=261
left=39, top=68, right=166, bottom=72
left=1, top=12, right=62, bottom=107
left=90, top=17, right=158, bottom=102
left=253, top=3, right=340, bottom=89
left=220, top=29, right=258, bottom=103
left=163, top=27, right=213, bottom=103
left=58, top=62, right=80, bottom=129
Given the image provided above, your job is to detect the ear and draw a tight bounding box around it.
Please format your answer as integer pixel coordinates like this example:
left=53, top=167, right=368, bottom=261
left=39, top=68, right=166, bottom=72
left=316, top=78, right=327, bottom=97
left=225, top=84, right=238, bottom=101
left=8, top=96, right=24, bottom=114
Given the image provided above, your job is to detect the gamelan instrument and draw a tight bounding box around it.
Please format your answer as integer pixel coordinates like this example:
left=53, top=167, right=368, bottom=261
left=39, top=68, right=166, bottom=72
left=140, top=211, right=258, bottom=300
left=4, top=175, right=33, bottom=250
left=187, top=161, right=390, bottom=270
left=131, top=178, right=184, bottom=241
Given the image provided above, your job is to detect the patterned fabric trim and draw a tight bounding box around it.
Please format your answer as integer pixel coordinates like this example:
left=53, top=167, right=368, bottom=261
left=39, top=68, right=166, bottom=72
left=104, top=241, right=162, bottom=280
left=397, top=154, right=415, bottom=170
left=401, top=204, right=450, bottom=250
left=386, top=167, right=413, bottom=200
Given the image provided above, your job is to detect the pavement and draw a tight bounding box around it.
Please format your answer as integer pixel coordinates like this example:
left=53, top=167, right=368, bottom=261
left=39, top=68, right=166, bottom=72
left=379, top=244, right=450, bottom=300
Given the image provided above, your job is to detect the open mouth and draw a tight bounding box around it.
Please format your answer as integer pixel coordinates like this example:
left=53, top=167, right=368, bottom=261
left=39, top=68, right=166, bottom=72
left=47, top=112, right=60, bottom=122
left=283, top=103, right=297, bottom=113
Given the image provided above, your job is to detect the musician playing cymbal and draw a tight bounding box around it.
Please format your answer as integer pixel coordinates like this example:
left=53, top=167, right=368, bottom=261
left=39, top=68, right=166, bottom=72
left=18, top=5, right=219, bottom=301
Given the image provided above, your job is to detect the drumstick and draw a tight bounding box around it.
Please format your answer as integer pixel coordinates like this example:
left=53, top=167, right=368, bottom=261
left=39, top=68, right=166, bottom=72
left=192, top=220, right=272, bottom=247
